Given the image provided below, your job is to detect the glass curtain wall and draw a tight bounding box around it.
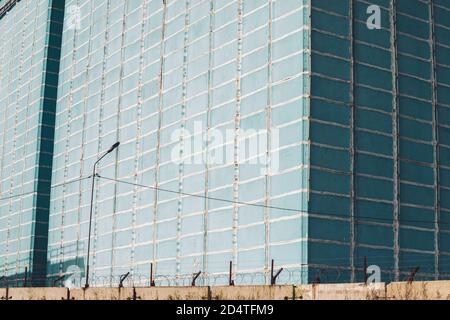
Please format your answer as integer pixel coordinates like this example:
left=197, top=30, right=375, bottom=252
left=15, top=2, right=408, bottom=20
left=48, top=0, right=310, bottom=286
left=0, top=0, right=64, bottom=286
left=308, top=0, right=450, bottom=283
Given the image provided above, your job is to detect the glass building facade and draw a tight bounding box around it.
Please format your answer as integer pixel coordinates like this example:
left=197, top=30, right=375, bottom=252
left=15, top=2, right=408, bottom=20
left=309, top=0, right=450, bottom=283
left=47, top=0, right=310, bottom=287
left=1, top=0, right=450, bottom=287
left=0, top=0, right=64, bottom=286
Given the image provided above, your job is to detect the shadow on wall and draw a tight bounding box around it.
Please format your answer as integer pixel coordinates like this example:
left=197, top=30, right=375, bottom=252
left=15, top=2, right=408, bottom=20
left=1, top=243, right=85, bottom=288
left=0, top=257, right=85, bottom=288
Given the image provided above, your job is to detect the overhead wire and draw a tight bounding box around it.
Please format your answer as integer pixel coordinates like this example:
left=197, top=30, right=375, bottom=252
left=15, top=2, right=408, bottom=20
left=97, top=175, right=450, bottom=228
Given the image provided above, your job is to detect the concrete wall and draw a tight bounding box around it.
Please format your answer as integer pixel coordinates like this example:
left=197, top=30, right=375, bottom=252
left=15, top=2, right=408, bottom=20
left=387, top=281, right=450, bottom=300
left=70, top=288, right=134, bottom=300
left=308, top=283, right=386, bottom=300
left=2, top=281, right=450, bottom=300
left=135, top=287, right=209, bottom=300
left=7, top=288, right=68, bottom=300
left=0, top=288, right=7, bottom=300
left=68, top=287, right=210, bottom=300
left=211, top=286, right=297, bottom=300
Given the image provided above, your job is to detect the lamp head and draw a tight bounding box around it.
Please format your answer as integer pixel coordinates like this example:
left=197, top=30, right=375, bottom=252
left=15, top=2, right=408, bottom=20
left=107, top=142, right=120, bottom=153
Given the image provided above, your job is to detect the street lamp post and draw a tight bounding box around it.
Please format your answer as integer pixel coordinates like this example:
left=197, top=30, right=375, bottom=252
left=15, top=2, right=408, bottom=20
left=84, top=142, right=120, bottom=289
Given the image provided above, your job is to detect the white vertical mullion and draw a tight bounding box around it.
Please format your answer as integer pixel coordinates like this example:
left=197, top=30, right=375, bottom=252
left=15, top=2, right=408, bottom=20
left=129, top=0, right=149, bottom=285
left=202, top=0, right=215, bottom=282
left=390, top=0, right=401, bottom=282
left=108, top=0, right=129, bottom=286
left=349, top=0, right=356, bottom=283
left=175, top=0, right=191, bottom=280
left=232, top=0, right=243, bottom=281
left=264, top=0, right=273, bottom=286
left=429, top=0, right=440, bottom=281
left=152, top=0, right=168, bottom=278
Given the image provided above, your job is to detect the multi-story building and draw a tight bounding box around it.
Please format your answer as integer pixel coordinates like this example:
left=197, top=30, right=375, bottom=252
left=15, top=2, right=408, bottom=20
left=1, top=0, right=450, bottom=287
left=0, top=0, right=64, bottom=286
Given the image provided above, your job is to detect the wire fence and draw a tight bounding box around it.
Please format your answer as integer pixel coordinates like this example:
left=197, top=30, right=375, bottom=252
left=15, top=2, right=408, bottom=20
left=0, top=269, right=343, bottom=288
left=2, top=266, right=450, bottom=289
left=4, top=254, right=450, bottom=288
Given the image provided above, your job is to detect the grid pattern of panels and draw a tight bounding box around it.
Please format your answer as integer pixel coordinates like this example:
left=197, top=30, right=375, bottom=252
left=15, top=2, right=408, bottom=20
left=309, top=0, right=354, bottom=283
left=48, top=0, right=310, bottom=286
left=309, top=0, right=450, bottom=283
left=353, top=0, right=395, bottom=283
left=434, top=0, right=450, bottom=277
left=0, top=0, right=49, bottom=283
left=396, top=0, right=438, bottom=281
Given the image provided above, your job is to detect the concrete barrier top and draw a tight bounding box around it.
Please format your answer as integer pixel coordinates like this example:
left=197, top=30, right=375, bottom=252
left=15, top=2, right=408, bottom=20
left=211, top=285, right=296, bottom=300
left=0, top=288, right=7, bottom=300
left=7, top=287, right=69, bottom=300
left=2, top=281, right=450, bottom=300
left=387, top=281, right=450, bottom=300
left=135, top=286, right=210, bottom=300
left=70, top=287, right=135, bottom=300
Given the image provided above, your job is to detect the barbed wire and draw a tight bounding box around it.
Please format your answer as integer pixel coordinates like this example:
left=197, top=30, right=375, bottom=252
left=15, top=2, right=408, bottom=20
left=5, top=254, right=450, bottom=288
left=2, top=175, right=450, bottom=287
left=2, top=266, right=450, bottom=289
left=0, top=270, right=325, bottom=288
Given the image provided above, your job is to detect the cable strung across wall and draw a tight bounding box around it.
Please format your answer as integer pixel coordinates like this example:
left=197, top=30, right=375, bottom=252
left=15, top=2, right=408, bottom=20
left=1, top=173, right=449, bottom=228
left=0, top=176, right=91, bottom=202
left=96, top=175, right=450, bottom=228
